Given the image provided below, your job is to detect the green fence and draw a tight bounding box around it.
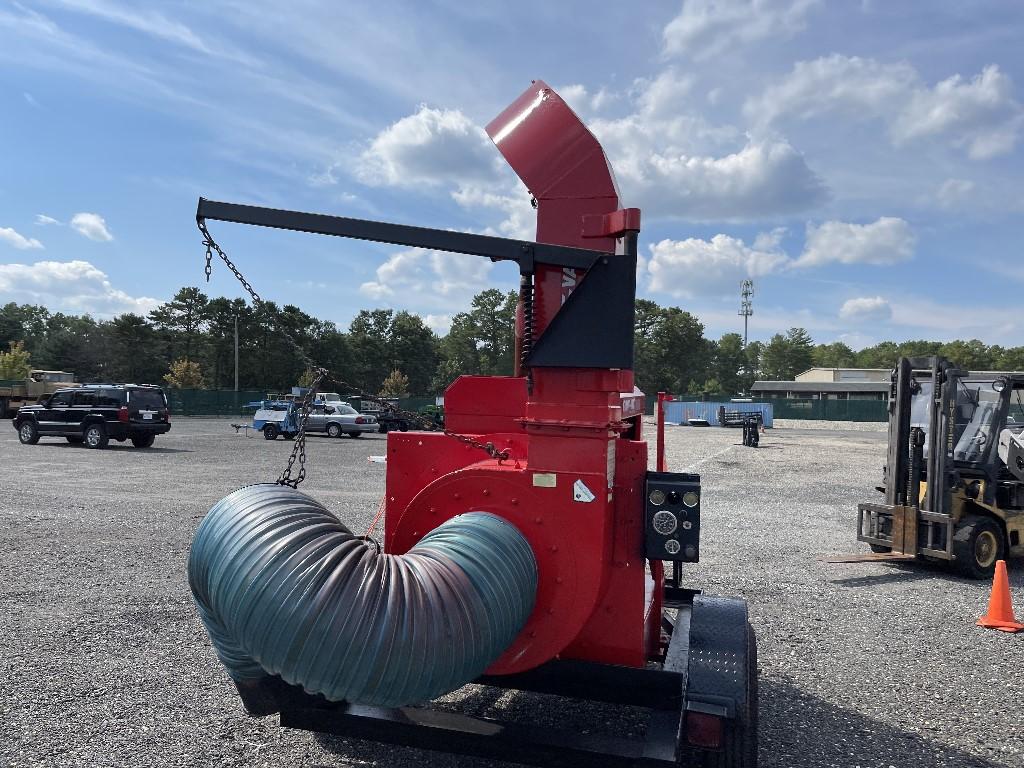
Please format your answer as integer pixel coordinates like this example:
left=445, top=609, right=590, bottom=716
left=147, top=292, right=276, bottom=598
left=167, top=389, right=267, bottom=416
left=765, top=398, right=887, bottom=422
left=655, top=395, right=887, bottom=422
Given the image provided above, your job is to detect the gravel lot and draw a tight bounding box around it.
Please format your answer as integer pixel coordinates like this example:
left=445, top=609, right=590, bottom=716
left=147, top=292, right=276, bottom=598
left=2, top=418, right=1022, bottom=768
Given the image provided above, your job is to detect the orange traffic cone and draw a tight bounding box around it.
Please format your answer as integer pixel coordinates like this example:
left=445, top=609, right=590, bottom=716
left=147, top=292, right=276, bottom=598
left=977, top=560, right=1024, bottom=632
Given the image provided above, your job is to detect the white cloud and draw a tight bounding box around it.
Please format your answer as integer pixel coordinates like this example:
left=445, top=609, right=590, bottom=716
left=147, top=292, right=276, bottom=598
left=748, top=56, right=1023, bottom=159
left=578, top=71, right=828, bottom=220
left=795, top=217, right=915, bottom=267
left=839, top=296, right=892, bottom=322
left=935, top=178, right=975, bottom=208
left=356, top=106, right=500, bottom=188
left=450, top=184, right=535, bottom=240
left=646, top=231, right=789, bottom=298
left=0, top=227, right=44, bottom=250
left=420, top=314, right=453, bottom=335
left=557, top=83, right=621, bottom=118
left=618, top=138, right=828, bottom=220
left=893, top=65, right=1022, bottom=159
left=662, top=0, right=820, bottom=60
left=35, top=214, right=61, bottom=226
left=359, top=247, right=494, bottom=309
left=0, top=260, right=159, bottom=316
left=70, top=212, right=113, bottom=241
left=23, top=91, right=40, bottom=108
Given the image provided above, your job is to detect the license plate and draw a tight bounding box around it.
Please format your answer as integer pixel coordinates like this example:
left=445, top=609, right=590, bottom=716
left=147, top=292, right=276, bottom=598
left=142, top=412, right=153, bottom=420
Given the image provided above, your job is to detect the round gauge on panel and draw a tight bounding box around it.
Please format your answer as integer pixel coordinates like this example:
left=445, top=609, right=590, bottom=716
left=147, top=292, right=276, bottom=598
left=664, top=539, right=681, bottom=555
left=652, top=510, right=678, bottom=535
left=682, top=491, right=699, bottom=508
left=649, top=489, right=666, bottom=506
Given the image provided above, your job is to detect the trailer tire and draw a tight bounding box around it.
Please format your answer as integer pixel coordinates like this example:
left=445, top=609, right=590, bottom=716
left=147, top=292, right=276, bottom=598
left=953, top=515, right=1004, bottom=580
left=131, top=434, right=155, bottom=448
left=18, top=419, right=40, bottom=445
left=869, top=544, right=892, bottom=554
left=680, top=623, right=758, bottom=767
left=263, top=425, right=279, bottom=441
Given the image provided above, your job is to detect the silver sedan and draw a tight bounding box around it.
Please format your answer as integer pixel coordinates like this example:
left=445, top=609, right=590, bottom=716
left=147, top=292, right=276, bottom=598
left=306, top=403, right=378, bottom=438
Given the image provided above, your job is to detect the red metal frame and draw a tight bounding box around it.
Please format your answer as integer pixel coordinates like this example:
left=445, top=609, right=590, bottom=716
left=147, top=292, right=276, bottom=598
left=384, top=82, right=659, bottom=671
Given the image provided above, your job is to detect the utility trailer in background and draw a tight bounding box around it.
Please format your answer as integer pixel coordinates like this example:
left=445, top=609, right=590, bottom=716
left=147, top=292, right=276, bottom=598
left=0, top=370, right=78, bottom=418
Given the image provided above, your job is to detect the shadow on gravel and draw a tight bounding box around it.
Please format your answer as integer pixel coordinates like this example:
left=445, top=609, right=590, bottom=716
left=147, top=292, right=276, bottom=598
left=761, top=678, right=1009, bottom=768
left=829, top=558, right=1024, bottom=588
left=312, top=683, right=644, bottom=768
left=31, top=442, right=192, bottom=454
left=828, top=570, right=936, bottom=588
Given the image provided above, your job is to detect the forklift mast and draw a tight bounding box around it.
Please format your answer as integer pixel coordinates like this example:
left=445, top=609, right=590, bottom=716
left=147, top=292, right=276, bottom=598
left=885, top=357, right=964, bottom=515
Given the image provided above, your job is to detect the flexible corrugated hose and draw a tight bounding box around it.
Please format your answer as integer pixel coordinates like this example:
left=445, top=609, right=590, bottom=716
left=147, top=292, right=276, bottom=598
left=188, top=484, right=537, bottom=707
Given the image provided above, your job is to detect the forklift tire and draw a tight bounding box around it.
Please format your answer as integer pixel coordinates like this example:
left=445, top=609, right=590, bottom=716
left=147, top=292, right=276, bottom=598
left=263, top=425, right=279, bottom=441
left=952, top=515, right=1004, bottom=580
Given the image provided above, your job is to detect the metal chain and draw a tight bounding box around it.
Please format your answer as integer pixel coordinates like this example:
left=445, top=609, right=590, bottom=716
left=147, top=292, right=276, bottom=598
left=277, top=367, right=329, bottom=488
left=198, top=218, right=510, bottom=483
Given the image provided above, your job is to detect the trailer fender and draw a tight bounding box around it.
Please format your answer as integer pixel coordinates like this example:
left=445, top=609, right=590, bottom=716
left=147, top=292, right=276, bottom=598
left=685, top=594, right=751, bottom=720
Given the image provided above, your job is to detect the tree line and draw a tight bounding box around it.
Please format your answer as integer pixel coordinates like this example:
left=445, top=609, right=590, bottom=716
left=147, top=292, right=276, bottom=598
left=2, top=288, right=1023, bottom=397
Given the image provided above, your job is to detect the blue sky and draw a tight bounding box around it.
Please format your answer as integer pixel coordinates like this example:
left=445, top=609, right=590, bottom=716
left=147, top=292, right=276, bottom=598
left=1, top=0, right=1023, bottom=348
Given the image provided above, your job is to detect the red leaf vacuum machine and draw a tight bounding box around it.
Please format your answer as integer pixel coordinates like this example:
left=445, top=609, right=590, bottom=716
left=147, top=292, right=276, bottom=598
left=188, top=80, right=758, bottom=768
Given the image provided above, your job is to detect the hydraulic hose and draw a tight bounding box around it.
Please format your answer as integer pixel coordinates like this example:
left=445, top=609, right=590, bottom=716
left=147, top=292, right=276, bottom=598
left=188, top=484, right=537, bottom=707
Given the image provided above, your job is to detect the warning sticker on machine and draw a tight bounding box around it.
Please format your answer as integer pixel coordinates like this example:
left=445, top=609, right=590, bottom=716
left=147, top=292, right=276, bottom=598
left=573, top=479, right=595, bottom=503
left=532, top=473, right=557, bottom=488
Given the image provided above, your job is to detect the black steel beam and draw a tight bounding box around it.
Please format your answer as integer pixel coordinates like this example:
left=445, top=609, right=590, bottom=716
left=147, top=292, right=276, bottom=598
left=197, top=198, right=605, bottom=271
left=475, top=657, right=683, bottom=710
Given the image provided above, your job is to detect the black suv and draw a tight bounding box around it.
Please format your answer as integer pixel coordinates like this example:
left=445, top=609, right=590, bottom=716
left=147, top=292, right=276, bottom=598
left=13, top=384, right=171, bottom=449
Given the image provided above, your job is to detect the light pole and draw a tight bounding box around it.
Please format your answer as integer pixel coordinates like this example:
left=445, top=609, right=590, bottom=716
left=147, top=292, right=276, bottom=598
left=739, top=280, right=754, bottom=346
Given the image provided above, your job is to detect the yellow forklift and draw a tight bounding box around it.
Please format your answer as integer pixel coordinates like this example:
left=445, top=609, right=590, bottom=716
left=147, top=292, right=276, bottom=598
left=856, top=356, right=1024, bottom=578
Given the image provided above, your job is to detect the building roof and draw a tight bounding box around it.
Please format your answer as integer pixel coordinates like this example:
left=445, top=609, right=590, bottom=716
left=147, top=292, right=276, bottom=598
left=751, top=381, right=889, bottom=392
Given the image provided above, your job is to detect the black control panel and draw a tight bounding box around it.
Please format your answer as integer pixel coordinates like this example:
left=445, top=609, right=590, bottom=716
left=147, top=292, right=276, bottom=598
left=644, top=471, right=700, bottom=562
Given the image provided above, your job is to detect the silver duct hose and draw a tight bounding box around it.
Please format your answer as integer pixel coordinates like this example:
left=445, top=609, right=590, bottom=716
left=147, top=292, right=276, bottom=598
left=188, top=484, right=537, bottom=707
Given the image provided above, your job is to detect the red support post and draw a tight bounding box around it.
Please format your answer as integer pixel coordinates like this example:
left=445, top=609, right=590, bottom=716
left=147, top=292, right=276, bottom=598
left=656, top=391, right=668, bottom=473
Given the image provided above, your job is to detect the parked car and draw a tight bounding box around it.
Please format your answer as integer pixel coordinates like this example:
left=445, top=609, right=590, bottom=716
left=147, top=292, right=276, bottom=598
left=13, top=384, right=171, bottom=449
left=308, top=403, right=377, bottom=438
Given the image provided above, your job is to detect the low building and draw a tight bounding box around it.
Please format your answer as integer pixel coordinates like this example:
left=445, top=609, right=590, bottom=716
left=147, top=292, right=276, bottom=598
left=751, top=367, right=890, bottom=400
left=794, top=367, right=890, bottom=383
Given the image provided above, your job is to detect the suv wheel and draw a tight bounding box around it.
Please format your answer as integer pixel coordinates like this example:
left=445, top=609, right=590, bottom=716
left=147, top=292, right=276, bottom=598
left=131, top=434, right=156, bottom=448
left=84, top=423, right=109, bottom=449
left=18, top=420, right=40, bottom=445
